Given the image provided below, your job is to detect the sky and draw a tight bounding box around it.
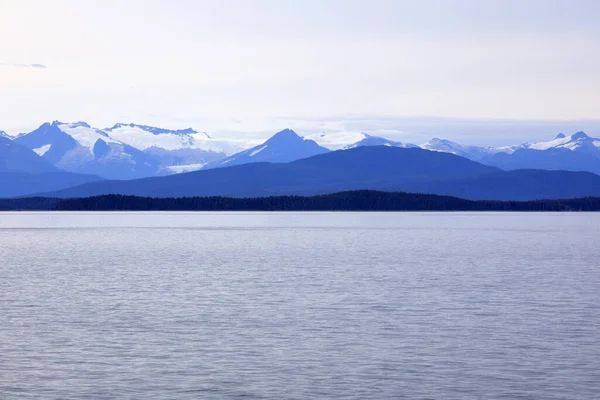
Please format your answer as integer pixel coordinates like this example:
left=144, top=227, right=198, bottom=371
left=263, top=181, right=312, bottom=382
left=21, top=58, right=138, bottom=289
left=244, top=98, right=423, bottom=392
left=1, top=0, right=600, bottom=145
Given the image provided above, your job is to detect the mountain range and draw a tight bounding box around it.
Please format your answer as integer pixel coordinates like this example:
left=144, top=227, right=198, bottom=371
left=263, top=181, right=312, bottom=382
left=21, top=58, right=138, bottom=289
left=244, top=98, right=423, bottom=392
left=103, top=123, right=243, bottom=173
left=14, top=122, right=164, bottom=179
left=7, top=120, right=600, bottom=177
left=36, top=146, right=600, bottom=201
left=3, top=120, right=600, bottom=201
left=11, top=121, right=245, bottom=179
left=349, top=131, right=600, bottom=173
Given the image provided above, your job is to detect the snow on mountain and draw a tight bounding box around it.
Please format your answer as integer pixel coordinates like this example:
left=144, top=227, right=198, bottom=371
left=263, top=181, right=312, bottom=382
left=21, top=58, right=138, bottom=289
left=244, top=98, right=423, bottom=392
left=15, top=121, right=162, bottom=179
left=13, top=121, right=249, bottom=178
left=0, top=130, right=9, bottom=138
left=419, top=138, right=509, bottom=160
left=104, top=123, right=243, bottom=155
left=15, top=121, right=120, bottom=158
left=15, top=121, right=90, bottom=165
left=58, top=122, right=120, bottom=153
left=344, top=131, right=600, bottom=176
left=203, top=129, right=330, bottom=169
left=518, top=132, right=600, bottom=153
left=340, top=131, right=600, bottom=176
left=420, top=132, right=600, bottom=160
left=304, top=131, right=372, bottom=150
left=33, top=144, right=52, bottom=156
left=102, top=123, right=247, bottom=171
left=345, top=133, right=418, bottom=149
left=166, top=163, right=206, bottom=173
left=249, top=145, right=268, bottom=156
left=11, top=121, right=600, bottom=179
left=477, top=132, right=600, bottom=174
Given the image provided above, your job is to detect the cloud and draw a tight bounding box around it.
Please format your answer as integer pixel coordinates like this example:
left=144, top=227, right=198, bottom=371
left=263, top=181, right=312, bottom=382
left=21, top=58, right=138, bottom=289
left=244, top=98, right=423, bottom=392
left=0, top=62, right=46, bottom=69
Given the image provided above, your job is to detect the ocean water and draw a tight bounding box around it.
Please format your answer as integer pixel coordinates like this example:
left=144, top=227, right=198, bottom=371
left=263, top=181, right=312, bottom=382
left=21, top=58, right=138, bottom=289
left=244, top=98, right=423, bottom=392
left=1, top=212, right=599, bottom=399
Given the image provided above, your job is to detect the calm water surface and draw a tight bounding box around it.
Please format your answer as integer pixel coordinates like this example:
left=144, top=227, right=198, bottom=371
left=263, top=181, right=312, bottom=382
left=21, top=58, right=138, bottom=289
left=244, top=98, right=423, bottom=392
left=1, top=212, right=599, bottom=399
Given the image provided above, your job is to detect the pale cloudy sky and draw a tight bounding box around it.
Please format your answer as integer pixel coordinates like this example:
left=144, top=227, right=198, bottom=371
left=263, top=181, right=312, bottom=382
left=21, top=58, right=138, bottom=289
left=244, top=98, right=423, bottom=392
left=1, top=0, right=599, bottom=144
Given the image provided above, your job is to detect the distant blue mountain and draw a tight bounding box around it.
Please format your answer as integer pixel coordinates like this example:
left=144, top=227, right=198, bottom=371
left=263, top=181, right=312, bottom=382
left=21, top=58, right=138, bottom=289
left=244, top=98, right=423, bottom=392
left=203, top=129, right=330, bottom=169
left=0, top=136, right=58, bottom=173
left=0, top=135, right=103, bottom=197
left=419, top=131, right=600, bottom=175
left=15, top=121, right=163, bottom=179
left=478, top=132, right=600, bottom=175
left=481, top=147, right=600, bottom=175
left=37, top=145, right=600, bottom=201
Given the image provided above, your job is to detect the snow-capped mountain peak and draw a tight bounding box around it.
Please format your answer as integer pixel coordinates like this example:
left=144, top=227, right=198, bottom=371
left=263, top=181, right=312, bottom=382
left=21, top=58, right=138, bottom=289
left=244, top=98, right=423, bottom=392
left=419, top=131, right=600, bottom=159
left=53, top=121, right=119, bottom=153
left=419, top=138, right=507, bottom=160
left=13, top=121, right=164, bottom=179
left=265, top=128, right=307, bottom=144
left=572, top=131, right=589, bottom=140
left=473, top=131, right=600, bottom=175
left=202, top=128, right=330, bottom=169
left=421, top=137, right=470, bottom=155
left=13, top=120, right=248, bottom=178
left=103, top=122, right=238, bottom=154
left=523, top=131, right=599, bottom=152
left=422, top=137, right=449, bottom=147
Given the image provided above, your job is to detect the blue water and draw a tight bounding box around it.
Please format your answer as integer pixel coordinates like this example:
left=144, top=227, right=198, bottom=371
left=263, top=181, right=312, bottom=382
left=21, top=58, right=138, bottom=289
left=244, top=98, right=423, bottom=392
left=1, top=212, right=599, bottom=399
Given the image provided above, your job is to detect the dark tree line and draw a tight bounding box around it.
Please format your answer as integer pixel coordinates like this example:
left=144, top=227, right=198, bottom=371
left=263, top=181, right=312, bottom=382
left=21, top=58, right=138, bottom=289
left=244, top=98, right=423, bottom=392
left=49, top=190, right=600, bottom=211
left=3, top=191, right=600, bottom=211
left=0, top=197, right=61, bottom=211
